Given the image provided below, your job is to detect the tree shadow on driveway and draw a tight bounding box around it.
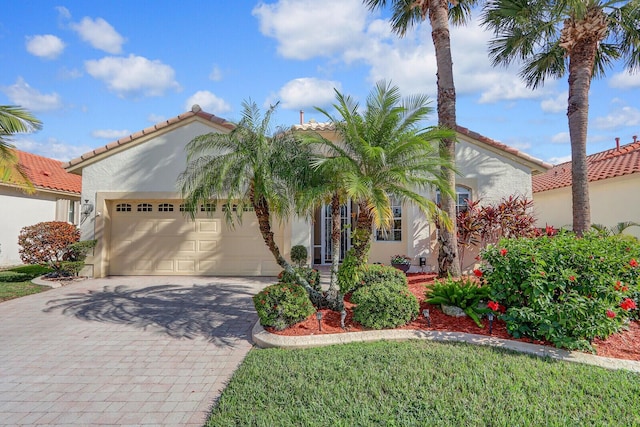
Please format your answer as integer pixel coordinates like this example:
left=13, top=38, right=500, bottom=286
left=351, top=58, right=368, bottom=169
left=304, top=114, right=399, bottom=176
left=43, top=283, right=259, bottom=347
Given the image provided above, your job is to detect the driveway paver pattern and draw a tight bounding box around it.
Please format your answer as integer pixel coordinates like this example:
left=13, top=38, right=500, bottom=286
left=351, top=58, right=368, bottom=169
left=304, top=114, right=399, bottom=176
left=0, top=275, right=272, bottom=426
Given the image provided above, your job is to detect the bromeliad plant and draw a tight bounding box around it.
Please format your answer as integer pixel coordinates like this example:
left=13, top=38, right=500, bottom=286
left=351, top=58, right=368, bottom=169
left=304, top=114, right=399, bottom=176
left=390, top=255, right=412, bottom=265
left=425, top=277, right=492, bottom=327
left=479, top=231, right=640, bottom=351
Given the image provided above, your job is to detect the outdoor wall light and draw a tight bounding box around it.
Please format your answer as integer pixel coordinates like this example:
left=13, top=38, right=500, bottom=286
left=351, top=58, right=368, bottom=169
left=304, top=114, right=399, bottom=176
left=422, top=309, right=430, bottom=327
left=316, top=311, right=323, bottom=331
left=340, top=310, right=347, bottom=330
left=487, top=312, right=495, bottom=335
left=81, top=199, right=94, bottom=223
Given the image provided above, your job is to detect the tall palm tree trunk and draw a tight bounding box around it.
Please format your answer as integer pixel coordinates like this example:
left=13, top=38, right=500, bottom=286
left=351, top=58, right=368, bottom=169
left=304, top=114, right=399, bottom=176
left=327, top=192, right=342, bottom=308
left=566, top=27, right=599, bottom=236
left=430, top=0, right=461, bottom=277
left=352, top=201, right=373, bottom=266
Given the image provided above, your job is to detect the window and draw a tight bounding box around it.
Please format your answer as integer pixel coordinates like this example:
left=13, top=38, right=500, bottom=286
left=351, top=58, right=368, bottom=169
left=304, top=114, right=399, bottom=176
left=116, top=203, right=132, bottom=212
left=137, top=203, right=153, bottom=212
left=68, top=201, right=76, bottom=223
left=436, top=186, right=472, bottom=214
left=376, top=200, right=402, bottom=241
left=158, top=203, right=174, bottom=212
left=200, top=203, right=216, bottom=212
left=222, top=204, right=238, bottom=212
left=179, top=203, right=194, bottom=212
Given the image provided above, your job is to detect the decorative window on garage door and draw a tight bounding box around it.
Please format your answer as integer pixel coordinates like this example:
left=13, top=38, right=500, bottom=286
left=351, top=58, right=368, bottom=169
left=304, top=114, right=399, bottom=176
left=116, top=203, right=132, bottom=212
left=158, top=203, right=174, bottom=212
left=137, top=203, right=153, bottom=212
left=200, top=203, right=216, bottom=212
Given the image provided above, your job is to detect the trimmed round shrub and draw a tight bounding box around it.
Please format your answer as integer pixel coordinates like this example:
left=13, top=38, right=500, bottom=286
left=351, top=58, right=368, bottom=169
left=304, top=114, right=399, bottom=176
left=18, top=221, right=80, bottom=270
left=253, top=283, right=315, bottom=331
left=0, top=271, right=29, bottom=282
left=7, top=264, right=53, bottom=279
left=360, top=264, right=407, bottom=289
left=278, top=267, right=321, bottom=292
left=290, top=245, right=308, bottom=267
left=352, top=282, right=419, bottom=329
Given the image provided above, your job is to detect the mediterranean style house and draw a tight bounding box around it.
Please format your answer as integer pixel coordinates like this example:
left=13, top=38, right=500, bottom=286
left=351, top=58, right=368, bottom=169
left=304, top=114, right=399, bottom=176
left=65, top=105, right=550, bottom=277
left=533, top=136, right=640, bottom=238
left=0, top=150, right=81, bottom=266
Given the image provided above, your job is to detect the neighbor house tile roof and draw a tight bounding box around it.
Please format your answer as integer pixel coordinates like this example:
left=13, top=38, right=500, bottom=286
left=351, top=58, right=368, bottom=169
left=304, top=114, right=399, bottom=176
left=532, top=137, right=640, bottom=193
left=293, top=122, right=552, bottom=173
left=64, top=105, right=234, bottom=171
left=12, top=150, right=81, bottom=194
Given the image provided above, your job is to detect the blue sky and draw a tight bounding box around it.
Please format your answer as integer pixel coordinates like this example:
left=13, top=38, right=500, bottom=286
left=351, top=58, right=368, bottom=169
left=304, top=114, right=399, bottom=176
left=1, top=0, right=639, bottom=165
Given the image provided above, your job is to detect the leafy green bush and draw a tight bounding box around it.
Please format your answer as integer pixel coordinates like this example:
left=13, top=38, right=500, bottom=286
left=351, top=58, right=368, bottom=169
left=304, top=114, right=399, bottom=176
left=480, top=232, right=640, bottom=351
left=359, top=264, right=407, bottom=290
left=0, top=271, right=29, bottom=282
left=337, top=249, right=362, bottom=294
left=352, top=282, right=419, bottom=329
left=253, top=283, right=315, bottom=331
left=290, top=245, right=308, bottom=268
left=425, top=277, right=491, bottom=327
left=278, top=267, right=321, bottom=292
left=6, top=264, right=53, bottom=279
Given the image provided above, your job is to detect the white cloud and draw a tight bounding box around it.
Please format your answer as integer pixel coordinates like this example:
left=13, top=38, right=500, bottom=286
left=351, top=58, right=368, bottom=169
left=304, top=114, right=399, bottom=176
left=540, top=91, right=567, bottom=113
left=25, top=35, right=65, bottom=60
left=253, top=0, right=368, bottom=60
left=547, top=155, right=571, bottom=165
left=1, top=77, right=62, bottom=112
left=209, top=65, right=223, bottom=81
left=85, top=55, right=180, bottom=97
left=184, top=91, right=232, bottom=115
left=91, top=129, right=130, bottom=140
left=274, top=78, right=341, bottom=110
left=609, top=71, right=640, bottom=89
left=593, top=106, right=640, bottom=130
left=551, top=132, right=570, bottom=144
left=12, top=136, right=93, bottom=162
left=71, top=17, right=125, bottom=54
left=56, top=6, right=71, bottom=20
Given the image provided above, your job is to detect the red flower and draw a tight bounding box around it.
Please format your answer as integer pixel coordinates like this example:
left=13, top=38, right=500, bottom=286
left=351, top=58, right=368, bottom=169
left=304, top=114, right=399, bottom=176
left=615, top=281, right=622, bottom=291
left=620, top=298, right=637, bottom=311
left=568, top=275, right=576, bottom=282
left=487, top=301, right=499, bottom=311
left=606, top=310, right=616, bottom=319
left=630, top=259, right=638, bottom=268
left=475, top=255, right=481, bottom=261
left=540, top=271, right=546, bottom=277
left=622, top=286, right=629, bottom=292
left=473, top=269, right=483, bottom=278
left=500, top=248, right=508, bottom=256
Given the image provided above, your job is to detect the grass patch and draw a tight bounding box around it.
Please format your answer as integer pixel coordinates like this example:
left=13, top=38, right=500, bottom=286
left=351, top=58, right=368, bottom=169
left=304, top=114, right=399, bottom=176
left=0, top=265, right=52, bottom=302
left=207, top=340, right=640, bottom=426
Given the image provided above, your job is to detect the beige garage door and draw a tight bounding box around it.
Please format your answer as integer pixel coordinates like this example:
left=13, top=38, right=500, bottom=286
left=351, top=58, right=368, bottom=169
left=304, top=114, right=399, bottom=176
left=109, top=200, right=283, bottom=276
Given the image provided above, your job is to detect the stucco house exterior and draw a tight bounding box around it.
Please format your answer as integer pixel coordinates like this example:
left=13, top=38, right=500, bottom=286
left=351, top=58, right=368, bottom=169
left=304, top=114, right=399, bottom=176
left=0, top=150, right=82, bottom=266
left=65, top=106, right=550, bottom=278
left=533, top=136, right=640, bottom=238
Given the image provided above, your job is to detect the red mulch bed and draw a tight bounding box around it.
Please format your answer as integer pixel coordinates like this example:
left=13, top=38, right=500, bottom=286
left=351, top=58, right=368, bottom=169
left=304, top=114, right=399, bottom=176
left=267, top=273, right=640, bottom=362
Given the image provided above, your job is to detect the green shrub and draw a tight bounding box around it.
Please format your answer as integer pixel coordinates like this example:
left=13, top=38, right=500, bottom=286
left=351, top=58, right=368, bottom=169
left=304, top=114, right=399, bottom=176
left=253, top=283, right=315, bottom=331
left=337, top=249, right=362, bottom=294
left=352, top=283, right=419, bottom=329
left=290, top=245, right=308, bottom=268
left=359, top=264, right=408, bottom=290
left=278, top=267, right=321, bottom=292
left=0, top=271, right=29, bottom=282
left=480, top=232, right=640, bottom=351
left=6, top=264, right=52, bottom=279
left=425, top=277, right=491, bottom=327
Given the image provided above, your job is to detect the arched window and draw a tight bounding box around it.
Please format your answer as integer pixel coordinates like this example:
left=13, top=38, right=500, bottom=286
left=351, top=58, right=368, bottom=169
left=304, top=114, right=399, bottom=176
left=436, top=186, right=472, bottom=213
left=116, top=203, right=132, bottom=212
left=137, top=203, right=153, bottom=212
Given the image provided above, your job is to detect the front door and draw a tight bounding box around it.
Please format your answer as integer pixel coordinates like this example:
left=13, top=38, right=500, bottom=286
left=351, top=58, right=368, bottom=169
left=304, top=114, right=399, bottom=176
left=312, top=203, right=351, bottom=265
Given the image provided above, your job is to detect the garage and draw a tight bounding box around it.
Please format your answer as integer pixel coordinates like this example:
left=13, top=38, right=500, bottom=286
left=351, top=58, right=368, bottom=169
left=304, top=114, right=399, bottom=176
left=108, top=200, right=283, bottom=276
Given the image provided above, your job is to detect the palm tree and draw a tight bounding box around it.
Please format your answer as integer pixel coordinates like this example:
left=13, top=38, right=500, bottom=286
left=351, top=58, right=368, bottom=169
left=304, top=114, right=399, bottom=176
left=482, top=0, right=640, bottom=236
left=308, top=81, right=455, bottom=267
left=364, top=0, right=478, bottom=277
left=179, top=100, right=322, bottom=304
left=0, top=105, right=42, bottom=191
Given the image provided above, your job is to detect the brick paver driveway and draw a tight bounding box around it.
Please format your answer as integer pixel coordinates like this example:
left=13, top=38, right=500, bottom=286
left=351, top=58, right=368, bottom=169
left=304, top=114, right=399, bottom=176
left=0, top=276, right=272, bottom=426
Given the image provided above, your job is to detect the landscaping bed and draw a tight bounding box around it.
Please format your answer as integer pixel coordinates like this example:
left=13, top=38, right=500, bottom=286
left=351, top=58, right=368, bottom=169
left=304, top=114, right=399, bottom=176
left=266, top=273, right=640, bottom=362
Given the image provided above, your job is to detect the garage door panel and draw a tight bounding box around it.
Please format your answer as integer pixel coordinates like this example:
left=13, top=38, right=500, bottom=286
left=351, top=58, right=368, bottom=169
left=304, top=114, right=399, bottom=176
left=110, top=200, right=283, bottom=276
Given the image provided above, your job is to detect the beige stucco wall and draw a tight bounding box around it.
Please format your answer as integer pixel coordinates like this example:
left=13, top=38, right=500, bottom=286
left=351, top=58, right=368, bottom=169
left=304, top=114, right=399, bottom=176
left=0, top=186, right=79, bottom=266
left=534, top=173, right=640, bottom=239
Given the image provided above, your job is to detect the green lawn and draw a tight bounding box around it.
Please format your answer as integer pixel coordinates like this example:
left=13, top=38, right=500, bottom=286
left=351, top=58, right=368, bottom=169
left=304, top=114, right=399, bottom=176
left=207, top=340, right=640, bottom=426
left=0, top=265, right=52, bottom=302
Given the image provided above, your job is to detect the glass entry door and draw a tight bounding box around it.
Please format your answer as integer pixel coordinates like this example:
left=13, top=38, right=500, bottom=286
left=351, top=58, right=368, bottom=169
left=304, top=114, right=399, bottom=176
left=313, top=203, right=351, bottom=264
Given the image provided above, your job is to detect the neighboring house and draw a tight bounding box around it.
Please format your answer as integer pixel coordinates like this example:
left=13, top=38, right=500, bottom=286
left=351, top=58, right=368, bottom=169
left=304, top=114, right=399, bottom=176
left=65, top=106, right=550, bottom=278
left=533, top=136, right=640, bottom=238
left=0, top=150, right=82, bottom=266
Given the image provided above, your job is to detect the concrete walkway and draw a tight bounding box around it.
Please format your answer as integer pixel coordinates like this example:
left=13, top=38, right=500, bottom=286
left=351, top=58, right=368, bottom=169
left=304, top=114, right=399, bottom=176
left=0, top=275, right=272, bottom=426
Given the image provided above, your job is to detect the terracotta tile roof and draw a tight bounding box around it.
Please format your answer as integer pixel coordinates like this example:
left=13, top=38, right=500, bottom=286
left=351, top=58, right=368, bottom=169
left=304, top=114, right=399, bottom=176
left=532, top=137, right=640, bottom=193
left=11, top=150, right=81, bottom=194
left=293, top=122, right=551, bottom=173
left=64, top=105, right=234, bottom=172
